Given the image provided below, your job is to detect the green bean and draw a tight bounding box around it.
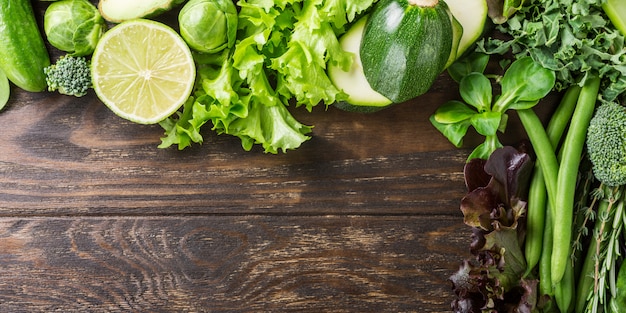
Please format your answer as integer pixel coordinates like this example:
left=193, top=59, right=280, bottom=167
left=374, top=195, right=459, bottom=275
left=555, top=253, right=575, bottom=313
left=517, top=109, right=559, bottom=210
left=524, top=86, right=581, bottom=275
left=539, top=203, right=554, bottom=297
left=552, top=75, right=601, bottom=284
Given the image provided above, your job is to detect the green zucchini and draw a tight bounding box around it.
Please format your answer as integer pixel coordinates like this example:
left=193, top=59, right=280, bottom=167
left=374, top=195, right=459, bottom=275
left=360, top=0, right=453, bottom=103
left=444, top=0, right=489, bottom=57
left=0, top=0, right=51, bottom=92
left=0, top=68, right=9, bottom=111
left=329, top=16, right=393, bottom=113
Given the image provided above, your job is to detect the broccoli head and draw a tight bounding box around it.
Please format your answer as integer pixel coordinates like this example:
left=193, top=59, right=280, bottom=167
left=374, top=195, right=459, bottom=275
left=44, top=55, right=92, bottom=97
left=586, top=101, right=626, bottom=187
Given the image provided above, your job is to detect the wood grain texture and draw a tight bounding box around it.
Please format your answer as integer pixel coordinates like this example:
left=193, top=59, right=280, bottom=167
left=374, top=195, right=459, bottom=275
left=0, top=216, right=469, bottom=312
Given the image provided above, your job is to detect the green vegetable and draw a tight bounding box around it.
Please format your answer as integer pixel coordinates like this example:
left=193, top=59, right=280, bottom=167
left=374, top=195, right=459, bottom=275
left=0, top=68, right=9, bottom=111
left=610, top=259, right=626, bottom=312
left=603, top=0, right=626, bottom=36
left=328, top=15, right=392, bottom=112
left=551, top=75, right=600, bottom=284
left=160, top=0, right=376, bottom=152
left=178, top=0, right=237, bottom=54
left=44, top=55, right=92, bottom=97
left=360, top=0, right=454, bottom=103
left=44, top=0, right=107, bottom=56
left=587, top=101, right=626, bottom=187
left=479, top=0, right=626, bottom=102
left=98, top=0, right=186, bottom=23
left=443, top=0, right=489, bottom=57
left=0, top=0, right=51, bottom=92
left=430, top=55, right=555, bottom=160
left=523, top=85, right=580, bottom=277
left=486, top=0, right=527, bottom=24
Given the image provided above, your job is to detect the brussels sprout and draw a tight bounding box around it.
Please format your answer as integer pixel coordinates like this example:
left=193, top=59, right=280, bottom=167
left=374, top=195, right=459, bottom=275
left=178, top=0, right=238, bottom=54
left=44, top=0, right=107, bottom=56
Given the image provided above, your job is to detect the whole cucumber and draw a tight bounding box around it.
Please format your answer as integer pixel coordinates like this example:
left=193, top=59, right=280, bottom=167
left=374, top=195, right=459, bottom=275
left=0, top=0, right=50, bottom=92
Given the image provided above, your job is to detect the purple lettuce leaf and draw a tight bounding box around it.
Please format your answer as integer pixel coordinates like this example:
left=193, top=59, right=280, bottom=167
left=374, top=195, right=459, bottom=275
left=450, top=145, right=538, bottom=312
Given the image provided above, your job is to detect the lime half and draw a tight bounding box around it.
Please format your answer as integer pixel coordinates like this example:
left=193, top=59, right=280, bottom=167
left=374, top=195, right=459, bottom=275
left=91, top=19, right=195, bottom=124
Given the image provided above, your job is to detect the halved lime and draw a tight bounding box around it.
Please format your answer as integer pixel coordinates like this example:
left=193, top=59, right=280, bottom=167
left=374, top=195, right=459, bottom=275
left=91, top=19, right=195, bottom=124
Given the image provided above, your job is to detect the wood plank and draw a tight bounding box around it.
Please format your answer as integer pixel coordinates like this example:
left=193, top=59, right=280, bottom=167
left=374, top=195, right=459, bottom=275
left=0, top=215, right=470, bottom=312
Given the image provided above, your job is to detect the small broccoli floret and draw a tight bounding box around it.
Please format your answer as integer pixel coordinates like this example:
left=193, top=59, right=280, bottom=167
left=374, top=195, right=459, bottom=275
left=44, top=55, right=92, bottom=97
left=586, top=101, right=626, bottom=187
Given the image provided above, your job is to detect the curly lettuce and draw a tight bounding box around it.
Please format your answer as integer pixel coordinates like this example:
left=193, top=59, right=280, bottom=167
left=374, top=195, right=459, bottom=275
left=159, top=0, right=377, bottom=153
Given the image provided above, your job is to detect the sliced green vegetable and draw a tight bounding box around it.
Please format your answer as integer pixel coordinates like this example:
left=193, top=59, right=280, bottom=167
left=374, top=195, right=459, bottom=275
left=329, top=15, right=392, bottom=112
left=0, top=68, right=9, bottom=111
left=444, top=0, right=489, bottom=57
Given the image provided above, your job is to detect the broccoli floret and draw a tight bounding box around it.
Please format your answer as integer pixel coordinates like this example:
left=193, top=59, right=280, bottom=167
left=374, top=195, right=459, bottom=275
left=44, top=55, right=92, bottom=97
left=586, top=101, right=626, bottom=187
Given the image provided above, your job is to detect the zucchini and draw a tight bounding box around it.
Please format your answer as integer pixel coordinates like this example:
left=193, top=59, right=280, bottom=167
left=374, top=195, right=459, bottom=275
left=360, top=0, right=453, bottom=103
left=329, top=16, right=393, bottom=113
left=0, top=0, right=51, bottom=92
left=98, top=0, right=187, bottom=23
left=0, top=68, right=9, bottom=111
left=444, top=0, right=489, bottom=57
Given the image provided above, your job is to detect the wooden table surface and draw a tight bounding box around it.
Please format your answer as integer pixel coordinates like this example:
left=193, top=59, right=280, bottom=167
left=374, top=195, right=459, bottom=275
left=0, top=3, right=559, bottom=312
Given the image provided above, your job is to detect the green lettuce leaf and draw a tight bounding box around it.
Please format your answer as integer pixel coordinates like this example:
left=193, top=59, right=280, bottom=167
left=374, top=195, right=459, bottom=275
left=160, top=0, right=377, bottom=153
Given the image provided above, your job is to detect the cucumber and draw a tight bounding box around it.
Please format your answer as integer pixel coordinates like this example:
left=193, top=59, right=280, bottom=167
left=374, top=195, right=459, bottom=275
left=444, top=0, right=489, bottom=58
left=98, top=0, right=187, bottom=23
left=329, top=16, right=393, bottom=113
left=0, top=0, right=51, bottom=92
left=360, top=0, right=454, bottom=104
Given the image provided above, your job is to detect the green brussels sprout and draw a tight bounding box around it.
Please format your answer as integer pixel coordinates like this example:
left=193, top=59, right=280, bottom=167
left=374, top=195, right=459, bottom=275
left=178, top=0, right=238, bottom=54
left=44, top=0, right=107, bottom=56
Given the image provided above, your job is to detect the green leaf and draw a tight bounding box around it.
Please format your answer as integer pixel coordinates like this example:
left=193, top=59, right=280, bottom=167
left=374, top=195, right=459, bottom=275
left=447, top=52, right=490, bottom=82
left=496, top=57, right=556, bottom=111
left=460, top=73, right=493, bottom=112
left=0, top=68, right=9, bottom=111
left=468, top=136, right=503, bottom=160
left=508, top=100, right=539, bottom=110
left=429, top=115, right=472, bottom=148
left=471, top=111, right=503, bottom=137
left=432, top=100, right=477, bottom=124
